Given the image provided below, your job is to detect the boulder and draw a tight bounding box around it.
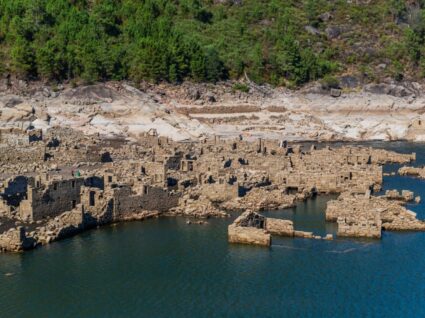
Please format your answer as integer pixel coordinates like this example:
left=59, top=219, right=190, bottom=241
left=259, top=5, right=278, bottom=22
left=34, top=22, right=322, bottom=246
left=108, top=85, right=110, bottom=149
left=324, top=234, right=333, bottom=240
left=204, top=92, right=216, bottom=103
left=305, top=26, right=322, bottom=36
left=339, top=76, right=360, bottom=89
left=294, top=231, right=314, bottom=238
left=318, top=12, right=333, bottom=22
left=2, top=96, right=23, bottom=108
left=325, top=26, right=340, bottom=39
left=187, top=87, right=201, bottom=100
left=330, top=88, right=341, bottom=98
left=364, top=83, right=414, bottom=97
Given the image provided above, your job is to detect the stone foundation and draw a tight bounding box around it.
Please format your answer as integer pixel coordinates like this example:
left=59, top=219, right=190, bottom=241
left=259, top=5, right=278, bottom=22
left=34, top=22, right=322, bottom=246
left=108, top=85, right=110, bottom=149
left=0, top=226, right=35, bottom=252
left=266, top=218, right=294, bottom=236
left=228, top=225, right=271, bottom=246
left=0, top=126, right=420, bottom=252
left=228, top=210, right=332, bottom=246
left=326, top=192, right=425, bottom=239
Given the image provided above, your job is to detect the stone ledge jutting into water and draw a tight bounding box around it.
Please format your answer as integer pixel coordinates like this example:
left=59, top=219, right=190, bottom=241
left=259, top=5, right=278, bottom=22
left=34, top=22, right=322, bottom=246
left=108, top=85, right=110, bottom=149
left=399, top=166, right=425, bottom=179
left=326, top=191, right=425, bottom=239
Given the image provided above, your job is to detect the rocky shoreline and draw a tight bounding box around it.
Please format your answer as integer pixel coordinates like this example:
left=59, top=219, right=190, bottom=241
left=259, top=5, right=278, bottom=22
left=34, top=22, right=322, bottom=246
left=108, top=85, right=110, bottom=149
left=2, top=80, right=425, bottom=143
left=0, top=208, right=163, bottom=253
left=1, top=80, right=425, bottom=253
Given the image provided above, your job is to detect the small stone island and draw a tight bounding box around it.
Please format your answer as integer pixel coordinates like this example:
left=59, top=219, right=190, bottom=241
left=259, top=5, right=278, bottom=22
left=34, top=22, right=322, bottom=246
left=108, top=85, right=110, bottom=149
left=0, top=126, right=423, bottom=252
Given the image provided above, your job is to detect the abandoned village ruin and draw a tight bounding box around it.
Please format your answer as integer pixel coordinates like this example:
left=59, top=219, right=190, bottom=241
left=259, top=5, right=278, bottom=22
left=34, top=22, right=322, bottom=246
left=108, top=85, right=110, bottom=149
left=1, top=124, right=425, bottom=252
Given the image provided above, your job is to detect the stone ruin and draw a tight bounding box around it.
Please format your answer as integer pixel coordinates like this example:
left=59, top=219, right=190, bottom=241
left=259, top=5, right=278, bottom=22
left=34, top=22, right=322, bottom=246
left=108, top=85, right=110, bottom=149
left=399, top=166, right=425, bottom=179
left=326, top=191, right=425, bottom=239
left=0, top=126, right=421, bottom=251
left=227, top=210, right=332, bottom=247
left=228, top=211, right=272, bottom=246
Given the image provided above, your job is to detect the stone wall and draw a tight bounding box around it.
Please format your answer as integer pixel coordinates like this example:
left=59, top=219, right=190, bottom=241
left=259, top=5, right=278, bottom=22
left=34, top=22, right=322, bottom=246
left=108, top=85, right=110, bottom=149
left=201, top=182, right=240, bottom=202
left=0, top=128, right=31, bottom=147
left=228, top=225, right=271, bottom=246
left=0, top=227, right=34, bottom=252
left=0, top=144, right=45, bottom=165
left=81, top=183, right=179, bottom=221
left=337, top=214, right=382, bottom=238
left=47, top=145, right=105, bottom=164
left=19, top=177, right=84, bottom=221
left=265, top=218, right=294, bottom=236
left=326, top=193, right=425, bottom=238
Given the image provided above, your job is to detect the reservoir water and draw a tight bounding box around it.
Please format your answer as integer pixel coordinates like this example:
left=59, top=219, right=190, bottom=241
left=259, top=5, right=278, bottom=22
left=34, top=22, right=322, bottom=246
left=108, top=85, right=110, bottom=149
left=1, top=142, right=425, bottom=317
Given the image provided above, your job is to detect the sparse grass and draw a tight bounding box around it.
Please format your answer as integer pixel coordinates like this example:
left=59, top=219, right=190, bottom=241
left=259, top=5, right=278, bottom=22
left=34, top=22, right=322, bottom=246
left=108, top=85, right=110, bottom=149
left=232, top=83, right=250, bottom=93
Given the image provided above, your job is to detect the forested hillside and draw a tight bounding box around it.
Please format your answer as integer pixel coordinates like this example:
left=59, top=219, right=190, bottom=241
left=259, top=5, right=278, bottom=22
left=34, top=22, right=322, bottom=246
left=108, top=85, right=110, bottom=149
left=0, top=0, right=424, bottom=87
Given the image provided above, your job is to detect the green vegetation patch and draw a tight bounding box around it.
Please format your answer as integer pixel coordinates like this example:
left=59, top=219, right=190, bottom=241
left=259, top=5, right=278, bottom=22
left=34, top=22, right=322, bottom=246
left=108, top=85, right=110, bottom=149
left=0, top=0, right=424, bottom=86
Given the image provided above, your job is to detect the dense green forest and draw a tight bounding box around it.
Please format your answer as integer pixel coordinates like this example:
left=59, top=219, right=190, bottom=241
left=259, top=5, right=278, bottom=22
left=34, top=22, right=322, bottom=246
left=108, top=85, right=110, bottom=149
left=0, top=0, right=424, bottom=86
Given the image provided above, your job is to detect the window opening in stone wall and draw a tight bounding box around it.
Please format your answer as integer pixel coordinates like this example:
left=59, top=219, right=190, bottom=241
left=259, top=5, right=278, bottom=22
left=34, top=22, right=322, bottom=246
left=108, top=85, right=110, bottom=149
left=89, top=191, right=96, bottom=206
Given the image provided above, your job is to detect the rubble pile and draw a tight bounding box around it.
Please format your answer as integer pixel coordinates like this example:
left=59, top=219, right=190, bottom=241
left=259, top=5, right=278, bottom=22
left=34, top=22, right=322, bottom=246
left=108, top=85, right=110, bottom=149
left=221, top=187, right=297, bottom=212
left=169, top=193, right=229, bottom=218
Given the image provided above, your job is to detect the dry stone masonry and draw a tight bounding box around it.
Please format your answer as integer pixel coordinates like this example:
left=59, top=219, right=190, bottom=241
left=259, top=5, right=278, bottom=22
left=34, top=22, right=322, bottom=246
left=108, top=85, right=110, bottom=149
left=227, top=210, right=331, bottom=246
left=0, top=126, right=421, bottom=251
left=326, top=192, right=425, bottom=239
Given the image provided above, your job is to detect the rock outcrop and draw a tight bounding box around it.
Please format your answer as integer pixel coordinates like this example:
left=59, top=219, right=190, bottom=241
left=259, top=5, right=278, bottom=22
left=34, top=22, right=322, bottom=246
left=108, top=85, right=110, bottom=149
left=3, top=81, right=425, bottom=143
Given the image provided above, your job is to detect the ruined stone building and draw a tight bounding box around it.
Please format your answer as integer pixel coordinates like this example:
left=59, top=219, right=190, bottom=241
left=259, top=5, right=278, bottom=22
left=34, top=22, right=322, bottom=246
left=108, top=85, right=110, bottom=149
left=0, top=127, right=420, bottom=252
left=19, top=176, right=84, bottom=222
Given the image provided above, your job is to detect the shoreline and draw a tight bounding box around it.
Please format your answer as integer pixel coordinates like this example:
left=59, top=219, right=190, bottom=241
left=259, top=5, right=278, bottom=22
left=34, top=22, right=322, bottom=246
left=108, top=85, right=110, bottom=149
left=2, top=80, right=425, bottom=143
left=1, top=122, right=425, bottom=253
left=2, top=176, right=424, bottom=254
left=4, top=189, right=424, bottom=254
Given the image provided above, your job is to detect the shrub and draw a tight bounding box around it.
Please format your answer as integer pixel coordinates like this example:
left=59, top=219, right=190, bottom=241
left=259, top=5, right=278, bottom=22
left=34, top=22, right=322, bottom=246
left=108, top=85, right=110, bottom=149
left=232, top=82, right=250, bottom=93
left=320, top=75, right=340, bottom=90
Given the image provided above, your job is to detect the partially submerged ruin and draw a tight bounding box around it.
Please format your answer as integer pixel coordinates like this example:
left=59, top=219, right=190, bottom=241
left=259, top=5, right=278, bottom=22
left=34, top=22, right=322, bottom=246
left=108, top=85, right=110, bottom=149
left=326, top=191, right=425, bottom=239
left=228, top=210, right=333, bottom=246
left=399, top=166, right=425, bottom=178
left=0, top=126, right=421, bottom=252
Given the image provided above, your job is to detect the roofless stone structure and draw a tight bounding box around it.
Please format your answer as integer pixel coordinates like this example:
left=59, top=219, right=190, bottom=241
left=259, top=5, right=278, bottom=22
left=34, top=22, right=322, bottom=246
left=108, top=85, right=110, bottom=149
left=0, top=127, right=421, bottom=252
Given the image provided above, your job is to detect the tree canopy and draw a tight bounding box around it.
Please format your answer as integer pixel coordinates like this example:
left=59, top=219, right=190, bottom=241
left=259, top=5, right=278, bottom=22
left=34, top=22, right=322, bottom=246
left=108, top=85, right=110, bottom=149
left=0, top=0, right=423, bottom=86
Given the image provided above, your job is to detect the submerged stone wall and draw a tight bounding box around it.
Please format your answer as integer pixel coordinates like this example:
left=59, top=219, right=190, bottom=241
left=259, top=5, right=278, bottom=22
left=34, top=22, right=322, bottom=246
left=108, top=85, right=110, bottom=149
left=228, top=225, right=271, bottom=246
left=266, top=218, right=294, bottom=237
left=337, top=214, right=382, bottom=238
left=228, top=211, right=271, bottom=246
left=326, top=192, right=425, bottom=238
left=227, top=210, right=332, bottom=246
